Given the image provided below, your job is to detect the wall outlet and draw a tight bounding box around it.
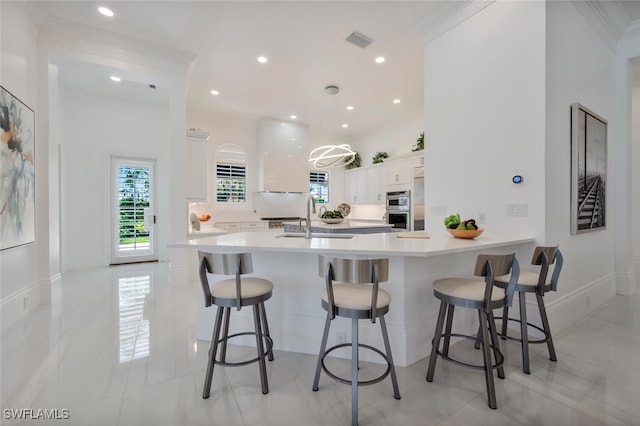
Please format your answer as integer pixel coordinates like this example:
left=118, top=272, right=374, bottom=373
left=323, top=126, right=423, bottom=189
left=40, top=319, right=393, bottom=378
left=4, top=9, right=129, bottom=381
left=336, top=331, right=346, bottom=345
left=477, top=212, right=487, bottom=224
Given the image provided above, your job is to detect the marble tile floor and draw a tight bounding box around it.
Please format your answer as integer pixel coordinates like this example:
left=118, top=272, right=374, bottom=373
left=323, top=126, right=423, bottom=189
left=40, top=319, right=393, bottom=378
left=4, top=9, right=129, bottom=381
left=2, top=262, right=639, bottom=425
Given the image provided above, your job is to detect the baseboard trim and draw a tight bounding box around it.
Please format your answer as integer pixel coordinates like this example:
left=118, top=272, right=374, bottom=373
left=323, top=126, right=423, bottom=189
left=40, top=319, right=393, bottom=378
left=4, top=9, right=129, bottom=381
left=1, top=274, right=63, bottom=333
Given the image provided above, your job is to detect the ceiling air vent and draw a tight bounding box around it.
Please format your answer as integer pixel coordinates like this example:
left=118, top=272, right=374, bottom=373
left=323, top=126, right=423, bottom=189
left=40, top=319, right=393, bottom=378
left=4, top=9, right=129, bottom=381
left=346, top=31, right=373, bottom=48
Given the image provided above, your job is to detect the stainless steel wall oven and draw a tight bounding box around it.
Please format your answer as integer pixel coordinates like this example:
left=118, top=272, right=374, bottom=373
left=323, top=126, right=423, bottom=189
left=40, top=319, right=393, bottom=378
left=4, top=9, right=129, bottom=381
left=386, top=191, right=410, bottom=231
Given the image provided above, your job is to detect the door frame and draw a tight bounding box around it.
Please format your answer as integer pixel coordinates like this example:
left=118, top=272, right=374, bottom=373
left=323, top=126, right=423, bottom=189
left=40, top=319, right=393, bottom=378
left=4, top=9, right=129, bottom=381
left=110, top=156, right=158, bottom=265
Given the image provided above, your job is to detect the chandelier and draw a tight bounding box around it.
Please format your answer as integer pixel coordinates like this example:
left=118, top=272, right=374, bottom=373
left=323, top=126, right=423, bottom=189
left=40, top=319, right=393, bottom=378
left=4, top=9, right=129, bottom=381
left=308, top=85, right=356, bottom=169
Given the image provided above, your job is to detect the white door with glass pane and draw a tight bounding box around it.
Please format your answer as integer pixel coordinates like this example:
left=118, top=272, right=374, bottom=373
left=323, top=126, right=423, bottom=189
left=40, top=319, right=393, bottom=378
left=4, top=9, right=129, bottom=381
left=111, top=157, right=157, bottom=264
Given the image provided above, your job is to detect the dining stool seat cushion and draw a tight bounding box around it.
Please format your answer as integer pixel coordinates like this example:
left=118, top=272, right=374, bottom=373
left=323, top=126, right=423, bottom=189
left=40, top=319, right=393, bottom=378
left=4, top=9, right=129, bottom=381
left=322, top=284, right=391, bottom=311
left=212, top=278, right=274, bottom=299
left=433, top=278, right=505, bottom=302
left=495, top=270, right=551, bottom=288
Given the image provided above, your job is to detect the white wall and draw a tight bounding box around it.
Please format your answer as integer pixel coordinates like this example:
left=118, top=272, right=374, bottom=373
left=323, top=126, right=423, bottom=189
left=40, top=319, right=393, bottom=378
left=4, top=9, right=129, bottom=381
left=351, top=114, right=424, bottom=167
left=544, top=1, right=617, bottom=321
left=187, top=106, right=347, bottom=220
left=422, top=0, right=546, bottom=239
left=61, top=90, right=170, bottom=270
left=0, top=2, right=45, bottom=331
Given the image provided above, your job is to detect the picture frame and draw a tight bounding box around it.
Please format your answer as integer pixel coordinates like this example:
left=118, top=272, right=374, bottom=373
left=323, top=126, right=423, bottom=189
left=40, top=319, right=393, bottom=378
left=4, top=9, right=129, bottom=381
left=570, top=103, right=607, bottom=234
left=0, top=85, right=35, bottom=250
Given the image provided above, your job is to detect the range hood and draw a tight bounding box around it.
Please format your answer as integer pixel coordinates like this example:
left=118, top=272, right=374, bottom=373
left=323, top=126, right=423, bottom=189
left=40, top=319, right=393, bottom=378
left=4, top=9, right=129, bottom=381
left=257, top=117, right=310, bottom=193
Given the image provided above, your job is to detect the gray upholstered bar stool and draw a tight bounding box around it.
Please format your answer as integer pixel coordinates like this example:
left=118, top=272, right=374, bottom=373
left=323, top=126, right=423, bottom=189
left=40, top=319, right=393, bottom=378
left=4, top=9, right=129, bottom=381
left=198, top=251, right=274, bottom=398
left=493, top=246, right=563, bottom=374
left=426, top=253, right=519, bottom=409
left=312, top=256, right=401, bottom=426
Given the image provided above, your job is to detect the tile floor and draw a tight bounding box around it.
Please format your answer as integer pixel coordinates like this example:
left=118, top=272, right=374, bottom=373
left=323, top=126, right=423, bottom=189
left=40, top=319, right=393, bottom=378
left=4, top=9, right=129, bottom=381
left=2, top=262, right=639, bottom=425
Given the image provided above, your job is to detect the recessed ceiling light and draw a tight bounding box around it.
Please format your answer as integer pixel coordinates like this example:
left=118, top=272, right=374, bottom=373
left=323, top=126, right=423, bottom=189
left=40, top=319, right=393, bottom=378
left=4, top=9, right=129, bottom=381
left=98, top=6, right=114, bottom=17
left=280, top=122, right=286, bottom=126
left=346, top=105, right=354, bottom=111
left=290, top=115, right=297, bottom=119
left=393, top=99, right=401, bottom=104
left=291, top=138, right=297, bottom=141
left=110, top=76, right=121, bottom=82
left=342, top=124, right=349, bottom=128
left=375, top=57, right=385, bottom=64
left=257, top=56, right=268, bottom=64
left=210, top=90, right=220, bottom=96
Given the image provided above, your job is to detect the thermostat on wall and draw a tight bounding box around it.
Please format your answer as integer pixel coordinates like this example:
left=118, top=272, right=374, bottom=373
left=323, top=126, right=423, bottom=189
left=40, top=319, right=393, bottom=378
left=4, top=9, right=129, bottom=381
left=512, top=175, right=523, bottom=184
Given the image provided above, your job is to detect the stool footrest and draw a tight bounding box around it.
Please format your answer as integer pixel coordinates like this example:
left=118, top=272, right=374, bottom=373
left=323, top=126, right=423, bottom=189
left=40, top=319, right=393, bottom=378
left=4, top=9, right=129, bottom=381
left=498, top=317, right=550, bottom=344
left=213, top=331, right=273, bottom=367
left=436, top=332, right=504, bottom=371
left=320, top=343, right=392, bottom=387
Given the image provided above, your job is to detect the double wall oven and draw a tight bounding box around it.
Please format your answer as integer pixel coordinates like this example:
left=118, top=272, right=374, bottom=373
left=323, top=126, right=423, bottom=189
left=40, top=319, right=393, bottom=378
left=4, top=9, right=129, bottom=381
left=385, top=191, right=410, bottom=231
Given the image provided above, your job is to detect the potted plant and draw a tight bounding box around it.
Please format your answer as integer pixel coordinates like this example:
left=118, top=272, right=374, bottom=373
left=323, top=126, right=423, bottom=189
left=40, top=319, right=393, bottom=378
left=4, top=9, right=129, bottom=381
left=412, top=132, right=424, bottom=152
left=345, top=152, right=362, bottom=169
left=372, top=151, right=389, bottom=164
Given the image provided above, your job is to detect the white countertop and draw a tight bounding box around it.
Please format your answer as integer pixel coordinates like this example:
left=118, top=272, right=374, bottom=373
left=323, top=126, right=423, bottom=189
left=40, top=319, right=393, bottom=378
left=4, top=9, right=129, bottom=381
left=170, top=229, right=535, bottom=257
left=186, top=227, right=227, bottom=239
left=283, top=220, right=391, bottom=230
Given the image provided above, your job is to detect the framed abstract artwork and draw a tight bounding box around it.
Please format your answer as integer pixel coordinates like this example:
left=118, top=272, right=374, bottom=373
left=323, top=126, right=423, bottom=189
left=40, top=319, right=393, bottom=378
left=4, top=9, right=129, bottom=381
left=0, top=86, right=35, bottom=250
left=570, top=103, right=607, bottom=234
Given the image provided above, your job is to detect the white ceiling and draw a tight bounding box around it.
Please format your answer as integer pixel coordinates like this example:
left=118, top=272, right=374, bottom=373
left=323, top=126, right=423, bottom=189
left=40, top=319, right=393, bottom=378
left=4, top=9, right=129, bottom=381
left=27, top=1, right=640, bottom=137
left=31, top=1, right=443, bottom=138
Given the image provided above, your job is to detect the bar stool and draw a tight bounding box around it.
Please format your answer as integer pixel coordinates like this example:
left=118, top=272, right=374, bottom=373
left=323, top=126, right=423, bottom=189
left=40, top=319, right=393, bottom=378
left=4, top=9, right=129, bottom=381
left=426, top=253, right=520, bottom=409
left=198, top=251, right=274, bottom=398
left=494, top=246, right=563, bottom=374
left=312, top=256, right=401, bottom=426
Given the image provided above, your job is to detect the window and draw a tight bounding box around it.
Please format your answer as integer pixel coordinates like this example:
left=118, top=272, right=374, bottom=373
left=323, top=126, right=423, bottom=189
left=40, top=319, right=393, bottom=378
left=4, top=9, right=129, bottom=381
left=216, top=163, right=246, bottom=202
left=216, top=144, right=247, bottom=204
left=309, top=171, right=329, bottom=204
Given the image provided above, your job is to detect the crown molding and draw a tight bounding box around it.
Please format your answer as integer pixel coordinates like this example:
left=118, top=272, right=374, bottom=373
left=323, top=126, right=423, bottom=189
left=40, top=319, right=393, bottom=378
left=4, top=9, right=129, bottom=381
left=39, top=16, right=197, bottom=75
left=572, top=0, right=629, bottom=51
left=414, top=0, right=496, bottom=45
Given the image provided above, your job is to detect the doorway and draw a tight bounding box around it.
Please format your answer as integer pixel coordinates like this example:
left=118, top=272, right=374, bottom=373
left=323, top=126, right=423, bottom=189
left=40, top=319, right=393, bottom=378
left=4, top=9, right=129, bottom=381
left=111, top=157, right=157, bottom=264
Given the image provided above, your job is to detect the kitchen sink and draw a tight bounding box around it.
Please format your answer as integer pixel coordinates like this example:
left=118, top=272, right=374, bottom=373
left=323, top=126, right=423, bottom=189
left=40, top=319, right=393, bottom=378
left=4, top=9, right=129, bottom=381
left=276, top=233, right=354, bottom=239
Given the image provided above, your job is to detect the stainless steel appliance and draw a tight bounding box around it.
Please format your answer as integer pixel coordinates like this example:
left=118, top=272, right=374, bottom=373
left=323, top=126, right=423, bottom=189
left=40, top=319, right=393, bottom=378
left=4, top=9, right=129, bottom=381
left=386, top=191, right=410, bottom=231
left=413, top=167, right=425, bottom=231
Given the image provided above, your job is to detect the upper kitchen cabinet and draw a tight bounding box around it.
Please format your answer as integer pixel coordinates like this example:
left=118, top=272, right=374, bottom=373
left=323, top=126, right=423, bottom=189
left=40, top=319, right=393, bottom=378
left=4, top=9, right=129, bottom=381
left=344, top=164, right=384, bottom=205
left=384, top=153, right=424, bottom=188
left=187, top=130, right=210, bottom=200
left=258, top=118, right=309, bottom=193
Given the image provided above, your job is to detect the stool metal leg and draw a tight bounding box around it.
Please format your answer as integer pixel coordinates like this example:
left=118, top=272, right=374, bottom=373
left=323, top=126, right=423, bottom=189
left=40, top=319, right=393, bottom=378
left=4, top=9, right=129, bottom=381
left=380, top=316, right=401, bottom=399
left=487, top=312, right=505, bottom=379
left=312, top=313, right=332, bottom=391
left=536, top=294, right=557, bottom=362
left=519, top=292, right=530, bottom=374
left=501, top=305, right=509, bottom=339
left=442, top=304, right=455, bottom=356
left=474, top=323, right=482, bottom=350
left=252, top=304, right=269, bottom=394
left=219, top=307, right=231, bottom=363
left=478, top=310, right=497, bottom=409
left=259, top=303, right=274, bottom=361
left=426, top=301, right=448, bottom=382
left=203, top=306, right=224, bottom=399
left=351, top=317, right=358, bottom=426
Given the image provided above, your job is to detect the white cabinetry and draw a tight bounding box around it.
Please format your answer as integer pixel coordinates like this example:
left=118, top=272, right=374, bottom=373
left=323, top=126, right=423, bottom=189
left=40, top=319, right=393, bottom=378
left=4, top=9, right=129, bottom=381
left=258, top=118, right=309, bottom=192
left=344, top=164, right=384, bottom=205
left=384, top=153, right=423, bottom=188
left=215, top=221, right=267, bottom=233
left=186, top=131, right=209, bottom=200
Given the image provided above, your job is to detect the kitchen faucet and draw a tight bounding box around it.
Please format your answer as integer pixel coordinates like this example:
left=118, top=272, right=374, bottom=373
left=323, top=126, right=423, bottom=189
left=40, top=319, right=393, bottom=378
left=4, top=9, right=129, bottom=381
left=306, top=194, right=316, bottom=239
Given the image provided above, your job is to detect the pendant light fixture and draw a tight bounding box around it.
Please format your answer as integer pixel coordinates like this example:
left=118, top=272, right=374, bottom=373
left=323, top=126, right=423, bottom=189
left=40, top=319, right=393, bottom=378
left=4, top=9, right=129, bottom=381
left=308, top=85, right=356, bottom=169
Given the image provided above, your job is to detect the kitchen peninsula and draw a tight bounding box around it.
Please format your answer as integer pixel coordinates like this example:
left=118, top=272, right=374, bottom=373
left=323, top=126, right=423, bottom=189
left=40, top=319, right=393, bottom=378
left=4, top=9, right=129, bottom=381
left=170, top=230, right=535, bottom=366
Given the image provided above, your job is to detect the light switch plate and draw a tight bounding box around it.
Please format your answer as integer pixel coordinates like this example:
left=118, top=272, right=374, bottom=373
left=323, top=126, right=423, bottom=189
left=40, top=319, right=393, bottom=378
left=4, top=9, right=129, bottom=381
left=506, top=203, right=528, bottom=217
